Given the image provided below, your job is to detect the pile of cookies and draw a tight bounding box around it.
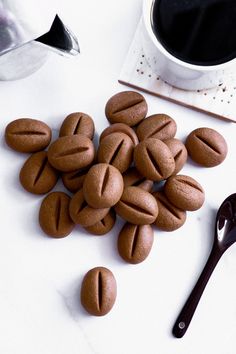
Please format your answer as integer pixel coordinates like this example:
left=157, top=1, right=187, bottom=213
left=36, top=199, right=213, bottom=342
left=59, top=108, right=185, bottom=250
left=4, top=90, right=228, bottom=316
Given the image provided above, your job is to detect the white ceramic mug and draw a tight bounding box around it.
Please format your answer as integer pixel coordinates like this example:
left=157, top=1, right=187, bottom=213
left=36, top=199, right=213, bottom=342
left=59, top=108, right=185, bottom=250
left=141, top=0, right=236, bottom=91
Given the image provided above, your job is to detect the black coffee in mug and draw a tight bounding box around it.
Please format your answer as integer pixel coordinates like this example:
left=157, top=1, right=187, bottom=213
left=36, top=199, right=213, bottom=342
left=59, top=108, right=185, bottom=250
left=151, top=0, right=236, bottom=66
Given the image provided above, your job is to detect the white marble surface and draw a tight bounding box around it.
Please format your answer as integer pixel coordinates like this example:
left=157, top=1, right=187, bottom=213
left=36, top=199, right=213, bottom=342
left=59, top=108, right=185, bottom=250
left=1, top=1, right=236, bottom=353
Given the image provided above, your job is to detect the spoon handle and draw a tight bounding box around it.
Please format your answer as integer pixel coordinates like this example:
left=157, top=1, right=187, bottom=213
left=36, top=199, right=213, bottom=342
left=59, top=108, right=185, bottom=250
left=172, top=245, right=222, bottom=338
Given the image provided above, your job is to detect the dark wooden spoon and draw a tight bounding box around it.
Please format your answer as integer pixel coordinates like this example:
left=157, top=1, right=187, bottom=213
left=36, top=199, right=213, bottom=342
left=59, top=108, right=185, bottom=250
left=173, top=193, right=236, bottom=338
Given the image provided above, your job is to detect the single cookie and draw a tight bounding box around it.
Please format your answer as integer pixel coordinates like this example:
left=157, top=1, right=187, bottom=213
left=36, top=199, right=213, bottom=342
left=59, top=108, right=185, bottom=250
left=83, top=163, right=124, bottom=208
left=153, top=191, right=186, bottom=231
left=118, top=223, right=154, bottom=264
left=81, top=267, right=117, bottom=316
left=164, top=175, right=205, bottom=211
left=136, top=114, right=177, bottom=141
left=97, top=132, right=134, bottom=173
left=39, top=192, right=74, bottom=238
left=59, top=112, right=95, bottom=140
left=105, top=91, right=148, bottom=126
left=48, top=135, right=95, bottom=172
left=185, top=127, right=227, bottom=167
left=69, top=189, right=109, bottom=227
left=20, top=151, right=58, bottom=194
left=5, top=118, right=51, bottom=153
left=134, top=138, right=175, bottom=181
left=115, top=186, right=158, bottom=225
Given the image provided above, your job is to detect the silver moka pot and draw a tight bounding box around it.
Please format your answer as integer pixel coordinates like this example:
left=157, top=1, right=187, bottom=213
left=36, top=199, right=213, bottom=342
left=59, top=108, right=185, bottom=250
left=0, top=0, right=80, bottom=80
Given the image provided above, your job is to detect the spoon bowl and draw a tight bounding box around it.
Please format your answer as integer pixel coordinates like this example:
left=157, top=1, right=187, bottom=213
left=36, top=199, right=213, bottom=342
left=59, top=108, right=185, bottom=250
left=216, top=194, right=236, bottom=250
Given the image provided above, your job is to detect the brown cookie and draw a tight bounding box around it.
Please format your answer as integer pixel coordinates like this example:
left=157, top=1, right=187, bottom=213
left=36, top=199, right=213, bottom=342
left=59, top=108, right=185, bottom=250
left=185, top=127, right=228, bottom=167
left=134, top=138, right=175, bottom=181
left=164, top=175, right=205, bottom=211
left=100, top=123, right=139, bottom=145
left=83, top=163, right=124, bottom=208
left=5, top=118, right=51, bottom=153
left=20, top=151, right=58, bottom=195
left=123, top=167, right=153, bottom=192
left=105, top=91, right=148, bottom=126
left=97, top=132, right=134, bottom=173
left=59, top=112, right=95, bottom=140
left=115, top=186, right=158, bottom=225
left=84, top=209, right=116, bottom=235
left=164, top=138, right=188, bottom=175
left=136, top=114, right=177, bottom=141
left=48, top=135, right=95, bottom=172
left=69, top=189, right=109, bottom=227
left=81, top=267, right=117, bottom=316
left=39, top=192, right=74, bottom=238
left=118, top=223, right=154, bottom=264
left=153, top=191, right=186, bottom=231
left=62, top=167, right=90, bottom=193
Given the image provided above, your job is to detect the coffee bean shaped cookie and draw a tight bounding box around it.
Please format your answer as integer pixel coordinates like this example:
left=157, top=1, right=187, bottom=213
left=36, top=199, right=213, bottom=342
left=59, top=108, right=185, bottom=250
left=123, top=167, right=153, bottom=192
left=84, top=209, right=116, bottom=235
left=48, top=135, right=95, bottom=172
left=39, top=192, right=74, bottom=238
left=5, top=118, right=51, bottom=153
left=164, top=138, right=188, bottom=175
left=59, top=112, right=95, bottom=140
left=81, top=267, right=117, bottom=316
left=136, top=114, right=177, bottom=141
left=115, top=186, right=158, bottom=225
left=69, top=189, right=109, bottom=227
left=83, top=164, right=124, bottom=208
left=105, top=91, right=148, bottom=126
left=100, top=123, right=139, bottom=146
left=134, top=138, right=175, bottom=181
left=164, top=175, right=205, bottom=211
left=62, top=167, right=90, bottom=193
left=20, top=151, right=58, bottom=194
left=97, top=132, right=134, bottom=173
left=118, top=223, right=154, bottom=264
left=153, top=191, right=186, bottom=231
left=185, top=127, right=227, bottom=167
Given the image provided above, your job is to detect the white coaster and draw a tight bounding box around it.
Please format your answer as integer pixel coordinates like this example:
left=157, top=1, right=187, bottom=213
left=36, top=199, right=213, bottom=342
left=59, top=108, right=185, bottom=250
left=119, top=20, right=236, bottom=123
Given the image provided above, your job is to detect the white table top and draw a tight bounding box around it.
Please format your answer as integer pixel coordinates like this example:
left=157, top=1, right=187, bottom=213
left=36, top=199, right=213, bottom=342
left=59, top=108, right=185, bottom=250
left=1, top=1, right=236, bottom=353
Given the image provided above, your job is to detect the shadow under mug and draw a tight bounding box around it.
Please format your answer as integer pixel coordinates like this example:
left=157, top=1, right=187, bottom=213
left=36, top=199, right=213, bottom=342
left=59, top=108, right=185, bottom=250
left=141, top=0, right=236, bottom=91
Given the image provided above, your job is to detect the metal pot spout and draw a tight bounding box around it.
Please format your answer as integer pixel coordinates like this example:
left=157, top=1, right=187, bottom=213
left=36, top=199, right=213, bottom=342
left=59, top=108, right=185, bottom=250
left=36, top=15, right=80, bottom=56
